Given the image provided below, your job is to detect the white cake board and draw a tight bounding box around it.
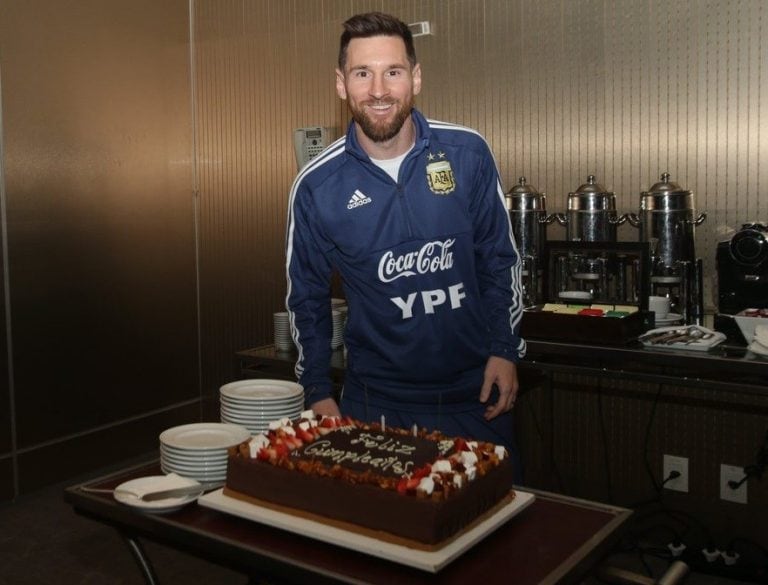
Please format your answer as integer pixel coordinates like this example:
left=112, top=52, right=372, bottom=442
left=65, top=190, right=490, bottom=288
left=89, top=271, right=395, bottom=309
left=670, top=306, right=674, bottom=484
left=198, top=488, right=535, bottom=572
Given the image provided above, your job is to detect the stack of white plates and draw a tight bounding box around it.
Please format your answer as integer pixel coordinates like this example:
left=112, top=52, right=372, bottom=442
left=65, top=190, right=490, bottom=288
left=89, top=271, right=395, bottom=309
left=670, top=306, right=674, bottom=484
left=220, top=379, right=304, bottom=435
left=331, top=309, right=345, bottom=349
left=159, top=422, right=250, bottom=488
left=273, top=311, right=294, bottom=352
left=331, top=298, right=347, bottom=350
left=276, top=301, right=347, bottom=351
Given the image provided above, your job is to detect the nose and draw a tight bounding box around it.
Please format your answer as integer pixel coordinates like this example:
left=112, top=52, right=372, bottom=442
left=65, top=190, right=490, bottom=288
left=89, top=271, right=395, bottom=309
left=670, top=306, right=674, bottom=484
left=369, top=73, right=388, bottom=100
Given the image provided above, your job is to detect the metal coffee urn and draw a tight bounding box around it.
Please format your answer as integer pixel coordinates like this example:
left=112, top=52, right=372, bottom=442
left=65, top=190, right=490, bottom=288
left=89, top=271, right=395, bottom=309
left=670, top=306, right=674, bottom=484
left=549, top=176, right=628, bottom=302
left=627, top=172, right=706, bottom=324
left=555, top=175, right=626, bottom=242
left=505, top=177, right=555, bottom=306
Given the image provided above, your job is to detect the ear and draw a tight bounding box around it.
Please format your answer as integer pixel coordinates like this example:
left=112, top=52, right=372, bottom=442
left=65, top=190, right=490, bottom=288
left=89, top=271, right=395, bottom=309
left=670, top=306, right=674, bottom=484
left=412, top=63, right=422, bottom=96
left=335, top=69, right=347, bottom=100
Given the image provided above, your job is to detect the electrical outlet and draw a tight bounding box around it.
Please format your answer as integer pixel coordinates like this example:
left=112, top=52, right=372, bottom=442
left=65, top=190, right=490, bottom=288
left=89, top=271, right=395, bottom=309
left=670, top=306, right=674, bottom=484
left=663, top=454, right=689, bottom=492
left=720, top=464, right=748, bottom=504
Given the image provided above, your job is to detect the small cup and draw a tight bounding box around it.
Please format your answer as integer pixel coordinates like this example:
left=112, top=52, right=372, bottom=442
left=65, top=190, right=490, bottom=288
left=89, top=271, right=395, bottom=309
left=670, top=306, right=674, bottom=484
left=648, top=295, right=671, bottom=319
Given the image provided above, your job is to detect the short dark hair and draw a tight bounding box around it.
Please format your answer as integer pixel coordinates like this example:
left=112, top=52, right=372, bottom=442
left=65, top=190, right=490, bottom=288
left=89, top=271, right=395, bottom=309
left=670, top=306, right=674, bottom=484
left=338, top=12, right=417, bottom=71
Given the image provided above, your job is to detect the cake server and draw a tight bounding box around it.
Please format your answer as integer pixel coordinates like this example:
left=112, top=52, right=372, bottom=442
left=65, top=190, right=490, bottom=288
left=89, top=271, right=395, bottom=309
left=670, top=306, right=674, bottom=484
left=116, top=485, right=206, bottom=502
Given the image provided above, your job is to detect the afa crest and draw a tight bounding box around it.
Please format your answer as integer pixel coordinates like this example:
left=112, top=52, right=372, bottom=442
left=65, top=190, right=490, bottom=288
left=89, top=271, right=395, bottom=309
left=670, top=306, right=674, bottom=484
left=426, top=160, right=456, bottom=194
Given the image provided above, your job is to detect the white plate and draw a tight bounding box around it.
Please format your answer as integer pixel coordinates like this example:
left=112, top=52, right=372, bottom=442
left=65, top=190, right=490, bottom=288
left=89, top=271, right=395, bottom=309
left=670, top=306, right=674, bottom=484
left=558, top=291, right=593, bottom=301
left=199, top=489, right=535, bottom=573
left=220, top=380, right=303, bottom=402
left=160, top=462, right=228, bottom=474
left=220, top=396, right=304, bottom=408
left=159, top=444, right=228, bottom=459
left=159, top=451, right=228, bottom=467
left=114, top=475, right=202, bottom=513
left=160, top=462, right=226, bottom=481
left=221, top=413, right=298, bottom=427
left=655, top=312, right=683, bottom=325
left=159, top=446, right=229, bottom=460
left=640, top=326, right=726, bottom=352
left=159, top=454, right=228, bottom=468
left=159, top=423, right=250, bottom=451
left=219, top=406, right=302, bottom=417
left=748, top=340, right=768, bottom=357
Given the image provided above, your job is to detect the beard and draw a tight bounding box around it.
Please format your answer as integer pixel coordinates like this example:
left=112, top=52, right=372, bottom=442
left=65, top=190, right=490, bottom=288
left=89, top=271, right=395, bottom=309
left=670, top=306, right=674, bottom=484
left=350, top=97, right=414, bottom=143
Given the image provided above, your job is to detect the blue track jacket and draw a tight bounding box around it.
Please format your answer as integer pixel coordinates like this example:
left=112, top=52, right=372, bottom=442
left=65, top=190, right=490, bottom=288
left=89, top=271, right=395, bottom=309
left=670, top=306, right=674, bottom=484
left=285, top=109, right=526, bottom=407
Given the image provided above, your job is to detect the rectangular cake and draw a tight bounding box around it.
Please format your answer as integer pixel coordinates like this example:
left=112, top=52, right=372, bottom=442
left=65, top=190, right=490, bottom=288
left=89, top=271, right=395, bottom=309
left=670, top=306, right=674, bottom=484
left=224, top=412, right=515, bottom=547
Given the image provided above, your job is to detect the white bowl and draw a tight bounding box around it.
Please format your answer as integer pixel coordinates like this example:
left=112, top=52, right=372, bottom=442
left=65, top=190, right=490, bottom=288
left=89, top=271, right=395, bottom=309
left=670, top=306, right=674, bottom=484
left=733, top=310, right=768, bottom=342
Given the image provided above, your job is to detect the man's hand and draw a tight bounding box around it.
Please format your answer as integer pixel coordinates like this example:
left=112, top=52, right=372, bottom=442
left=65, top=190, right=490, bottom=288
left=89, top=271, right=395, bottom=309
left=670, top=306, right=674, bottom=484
left=310, top=397, right=342, bottom=418
left=479, top=356, right=519, bottom=420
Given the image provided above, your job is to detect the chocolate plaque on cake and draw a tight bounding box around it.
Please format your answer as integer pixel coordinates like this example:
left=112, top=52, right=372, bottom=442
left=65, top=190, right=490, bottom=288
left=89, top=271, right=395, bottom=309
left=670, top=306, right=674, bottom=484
left=295, top=427, right=443, bottom=478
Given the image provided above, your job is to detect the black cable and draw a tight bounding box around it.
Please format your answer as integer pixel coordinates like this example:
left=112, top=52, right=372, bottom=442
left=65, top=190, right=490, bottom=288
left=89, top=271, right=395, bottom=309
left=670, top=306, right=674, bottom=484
left=641, top=551, right=659, bottom=577
left=642, top=383, right=665, bottom=495
left=728, top=430, right=768, bottom=489
left=727, top=472, right=749, bottom=490
left=661, top=470, right=681, bottom=486
left=727, top=537, right=768, bottom=564
left=523, top=389, right=566, bottom=492
left=625, top=382, right=667, bottom=509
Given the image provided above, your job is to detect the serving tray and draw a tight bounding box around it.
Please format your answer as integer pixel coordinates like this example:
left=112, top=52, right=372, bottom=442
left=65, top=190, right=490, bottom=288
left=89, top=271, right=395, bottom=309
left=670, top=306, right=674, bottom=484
left=639, top=326, right=726, bottom=352
left=520, top=308, right=650, bottom=345
left=198, top=488, right=534, bottom=572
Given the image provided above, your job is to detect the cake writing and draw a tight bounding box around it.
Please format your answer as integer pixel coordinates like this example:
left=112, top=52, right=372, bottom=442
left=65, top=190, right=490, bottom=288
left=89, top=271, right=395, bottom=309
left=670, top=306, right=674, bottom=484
left=302, top=440, right=414, bottom=475
left=350, top=432, right=417, bottom=455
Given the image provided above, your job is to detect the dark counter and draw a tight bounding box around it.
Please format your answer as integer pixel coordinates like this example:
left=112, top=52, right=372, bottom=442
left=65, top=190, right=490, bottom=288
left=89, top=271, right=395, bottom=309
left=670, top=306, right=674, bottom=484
left=236, top=338, right=768, bottom=397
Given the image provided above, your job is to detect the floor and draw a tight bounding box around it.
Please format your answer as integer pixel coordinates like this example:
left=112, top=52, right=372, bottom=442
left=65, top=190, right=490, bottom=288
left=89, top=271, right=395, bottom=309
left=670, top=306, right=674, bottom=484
left=0, top=460, right=248, bottom=585
left=0, top=463, right=761, bottom=585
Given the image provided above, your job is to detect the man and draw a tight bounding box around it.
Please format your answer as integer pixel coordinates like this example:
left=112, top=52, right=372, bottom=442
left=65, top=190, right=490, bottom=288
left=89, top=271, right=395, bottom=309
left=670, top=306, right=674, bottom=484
left=285, top=12, right=526, bottom=470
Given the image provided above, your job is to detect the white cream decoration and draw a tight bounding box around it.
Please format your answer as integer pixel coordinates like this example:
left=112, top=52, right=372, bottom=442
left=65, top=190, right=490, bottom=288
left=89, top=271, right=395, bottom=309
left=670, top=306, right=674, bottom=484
left=438, top=439, right=454, bottom=454
left=418, top=476, right=435, bottom=495
left=281, top=425, right=296, bottom=436
left=460, top=450, right=479, bottom=467
left=431, top=459, right=452, bottom=473
left=467, top=441, right=478, bottom=450
left=248, top=434, right=270, bottom=458
left=298, top=421, right=311, bottom=432
left=465, top=466, right=477, bottom=481
left=453, top=474, right=464, bottom=488
left=301, top=409, right=315, bottom=420
left=494, top=445, right=507, bottom=460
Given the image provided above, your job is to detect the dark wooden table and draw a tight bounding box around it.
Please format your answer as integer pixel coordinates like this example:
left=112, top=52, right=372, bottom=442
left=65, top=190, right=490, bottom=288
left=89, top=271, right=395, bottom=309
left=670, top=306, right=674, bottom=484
left=65, top=461, right=631, bottom=585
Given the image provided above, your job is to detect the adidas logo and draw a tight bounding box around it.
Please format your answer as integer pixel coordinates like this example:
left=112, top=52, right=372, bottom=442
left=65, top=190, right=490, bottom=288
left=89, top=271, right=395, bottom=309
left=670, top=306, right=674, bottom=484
left=347, top=189, right=372, bottom=210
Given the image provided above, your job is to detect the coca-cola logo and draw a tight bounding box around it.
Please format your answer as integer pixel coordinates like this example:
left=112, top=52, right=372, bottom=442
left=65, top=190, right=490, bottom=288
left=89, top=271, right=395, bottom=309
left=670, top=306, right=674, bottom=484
left=377, top=239, right=455, bottom=283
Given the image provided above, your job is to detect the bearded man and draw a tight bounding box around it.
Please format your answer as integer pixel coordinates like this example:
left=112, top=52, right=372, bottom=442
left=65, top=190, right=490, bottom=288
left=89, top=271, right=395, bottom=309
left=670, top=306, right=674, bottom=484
left=285, top=12, right=526, bottom=480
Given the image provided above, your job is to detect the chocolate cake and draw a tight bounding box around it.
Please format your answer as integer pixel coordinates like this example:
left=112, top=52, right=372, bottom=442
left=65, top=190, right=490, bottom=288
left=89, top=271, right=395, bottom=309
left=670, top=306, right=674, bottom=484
left=224, top=412, right=515, bottom=546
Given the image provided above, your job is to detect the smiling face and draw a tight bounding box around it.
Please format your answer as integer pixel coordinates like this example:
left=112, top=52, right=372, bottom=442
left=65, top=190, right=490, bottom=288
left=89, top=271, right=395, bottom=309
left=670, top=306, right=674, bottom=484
left=336, top=35, right=422, bottom=156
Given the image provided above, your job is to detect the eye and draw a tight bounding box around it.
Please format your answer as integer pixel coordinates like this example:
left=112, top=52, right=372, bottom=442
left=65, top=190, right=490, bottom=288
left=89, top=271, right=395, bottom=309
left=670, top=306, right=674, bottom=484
left=352, top=69, right=370, bottom=79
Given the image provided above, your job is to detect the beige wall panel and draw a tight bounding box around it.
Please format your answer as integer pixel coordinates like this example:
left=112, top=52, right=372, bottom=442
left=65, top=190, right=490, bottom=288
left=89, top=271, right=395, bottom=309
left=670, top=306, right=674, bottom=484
left=0, top=0, right=195, bottom=494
